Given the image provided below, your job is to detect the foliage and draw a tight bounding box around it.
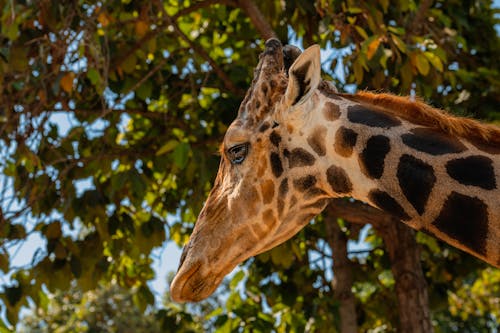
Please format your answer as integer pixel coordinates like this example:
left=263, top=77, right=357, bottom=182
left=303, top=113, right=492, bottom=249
left=0, top=0, right=498, bottom=331
left=18, top=283, right=159, bottom=333
left=18, top=282, right=204, bottom=333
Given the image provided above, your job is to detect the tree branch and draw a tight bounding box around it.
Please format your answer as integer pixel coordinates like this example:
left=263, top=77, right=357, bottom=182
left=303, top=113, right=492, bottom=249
left=118, top=57, right=169, bottom=100
left=173, top=0, right=237, bottom=20
left=408, top=0, right=433, bottom=36
left=153, top=0, right=245, bottom=97
left=324, top=204, right=358, bottom=333
left=237, top=0, right=277, bottom=40
left=375, top=220, right=433, bottom=332
left=328, top=198, right=394, bottom=227
left=44, top=108, right=172, bottom=121
left=327, top=198, right=433, bottom=331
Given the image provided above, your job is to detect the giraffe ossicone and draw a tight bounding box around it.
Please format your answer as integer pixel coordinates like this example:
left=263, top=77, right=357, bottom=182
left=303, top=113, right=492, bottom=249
left=170, top=39, right=500, bottom=302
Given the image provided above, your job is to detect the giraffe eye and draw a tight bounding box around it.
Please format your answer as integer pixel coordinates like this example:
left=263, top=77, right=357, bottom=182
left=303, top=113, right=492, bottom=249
left=227, top=143, right=249, bottom=164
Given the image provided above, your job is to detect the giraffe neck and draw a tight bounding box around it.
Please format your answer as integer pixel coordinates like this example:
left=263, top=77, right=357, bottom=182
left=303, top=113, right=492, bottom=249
left=299, top=89, right=500, bottom=266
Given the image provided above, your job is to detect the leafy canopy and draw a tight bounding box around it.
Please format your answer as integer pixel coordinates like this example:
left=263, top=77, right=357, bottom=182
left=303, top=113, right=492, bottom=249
left=0, top=0, right=499, bottom=331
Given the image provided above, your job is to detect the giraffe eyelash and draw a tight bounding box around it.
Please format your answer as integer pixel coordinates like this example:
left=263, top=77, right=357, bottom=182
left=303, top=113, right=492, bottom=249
left=227, top=143, right=249, bottom=164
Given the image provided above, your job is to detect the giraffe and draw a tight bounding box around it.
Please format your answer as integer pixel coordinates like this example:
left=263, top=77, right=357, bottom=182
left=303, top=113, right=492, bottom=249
left=170, top=38, right=500, bottom=302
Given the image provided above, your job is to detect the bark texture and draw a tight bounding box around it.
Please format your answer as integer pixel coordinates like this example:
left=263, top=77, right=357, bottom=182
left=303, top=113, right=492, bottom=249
left=324, top=204, right=358, bottom=333
left=376, top=219, right=433, bottom=333
left=329, top=199, right=433, bottom=333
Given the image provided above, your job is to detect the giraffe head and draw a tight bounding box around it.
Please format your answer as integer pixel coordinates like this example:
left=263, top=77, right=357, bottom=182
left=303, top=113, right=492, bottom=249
left=170, top=39, right=330, bottom=302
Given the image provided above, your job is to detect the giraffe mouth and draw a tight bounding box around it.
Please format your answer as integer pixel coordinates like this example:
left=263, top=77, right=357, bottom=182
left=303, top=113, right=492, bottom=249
left=170, top=260, right=204, bottom=302
left=171, top=259, right=231, bottom=302
left=170, top=241, right=255, bottom=302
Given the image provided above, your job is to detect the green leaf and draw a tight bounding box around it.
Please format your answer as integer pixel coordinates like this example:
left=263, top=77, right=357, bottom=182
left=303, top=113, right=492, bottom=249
left=0, top=252, right=9, bottom=273
left=388, top=26, right=405, bottom=35
left=173, top=142, right=190, bottom=169
left=130, top=170, right=147, bottom=201
left=230, top=270, right=246, bottom=289
left=400, top=60, right=413, bottom=91
left=354, top=25, right=369, bottom=40
left=415, top=53, right=430, bottom=76
left=121, top=54, right=137, bottom=74
left=156, top=140, right=178, bottom=156
left=133, top=285, right=154, bottom=312
left=9, top=45, right=28, bottom=71
left=70, top=256, right=82, bottom=278
left=424, top=51, right=444, bottom=72
left=391, top=34, right=407, bottom=53
left=353, top=59, right=364, bottom=84
left=136, top=79, right=152, bottom=100
left=87, top=68, right=101, bottom=85
left=366, top=37, right=381, bottom=60
left=378, top=0, right=389, bottom=12
left=347, top=7, right=363, bottom=14
left=44, top=221, right=62, bottom=239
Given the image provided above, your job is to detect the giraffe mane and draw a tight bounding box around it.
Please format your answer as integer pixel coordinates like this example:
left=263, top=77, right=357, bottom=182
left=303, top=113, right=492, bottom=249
left=339, top=90, right=500, bottom=146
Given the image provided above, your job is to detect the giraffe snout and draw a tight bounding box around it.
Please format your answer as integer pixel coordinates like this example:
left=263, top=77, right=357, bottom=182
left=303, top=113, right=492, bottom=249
left=178, top=243, right=189, bottom=270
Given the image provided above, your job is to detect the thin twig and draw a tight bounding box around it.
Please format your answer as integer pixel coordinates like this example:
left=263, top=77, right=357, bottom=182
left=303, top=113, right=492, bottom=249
left=237, top=0, right=277, bottom=40
left=173, top=0, right=237, bottom=20
left=153, top=0, right=245, bottom=97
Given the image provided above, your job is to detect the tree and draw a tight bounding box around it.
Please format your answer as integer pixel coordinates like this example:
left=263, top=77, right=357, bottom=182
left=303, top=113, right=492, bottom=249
left=1, top=0, right=499, bottom=331
left=19, top=283, right=162, bottom=333
left=19, top=282, right=205, bottom=333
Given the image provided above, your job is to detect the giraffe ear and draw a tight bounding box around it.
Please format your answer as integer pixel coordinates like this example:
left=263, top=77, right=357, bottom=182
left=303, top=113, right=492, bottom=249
left=284, top=44, right=321, bottom=107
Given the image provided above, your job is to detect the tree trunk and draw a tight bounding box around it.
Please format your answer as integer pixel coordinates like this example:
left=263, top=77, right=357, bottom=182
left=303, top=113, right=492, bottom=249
left=376, top=219, right=433, bottom=333
left=324, top=204, right=358, bottom=333
left=329, top=199, right=433, bottom=332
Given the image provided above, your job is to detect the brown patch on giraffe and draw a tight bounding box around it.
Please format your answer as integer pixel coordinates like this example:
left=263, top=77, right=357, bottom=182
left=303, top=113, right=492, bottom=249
left=257, top=157, right=268, bottom=178
left=285, top=148, right=316, bottom=168
left=259, top=122, right=271, bottom=132
left=277, top=198, right=285, bottom=217
left=262, top=209, right=277, bottom=230
left=342, top=91, right=500, bottom=147
left=243, top=183, right=260, bottom=217
left=270, top=152, right=284, bottom=178
left=262, top=84, right=269, bottom=96
left=359, top=135, right=391, bottom=179
left=446, top=155, right=496, bottom=190
left=305, top=198, right=330, bottom=210
left=270, top=130, right=282, bottom=147
left=293, top=175, right=317, bottom=192
left=326, top=165, right=353, bottom=194
left=304, top=187, right=328, bottom=200
left=368, top=189, right=410, bottom=221
left=307, top=126, right=327, bottom=156
left=323, top=102, right=341, bottom=121
left=287, top=124, right=294, bottom=134
left=347, top=104, right=402, bottom=128
left=252, top=223, right=267, bottom=239
left=397, top=154, right=436, bottom=215
left=279, top=178, right=289, bottom=196
left=432, top=192, right=488, bottom=256
left=290, top=195, right=297, bottom=207
left=260, top=179, right=275, bottom=204
left=334, top=126, right=358, bottom=157
left=402, top=128, right=466, bottom=156
left=469, top=137, right=500, bottom=154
